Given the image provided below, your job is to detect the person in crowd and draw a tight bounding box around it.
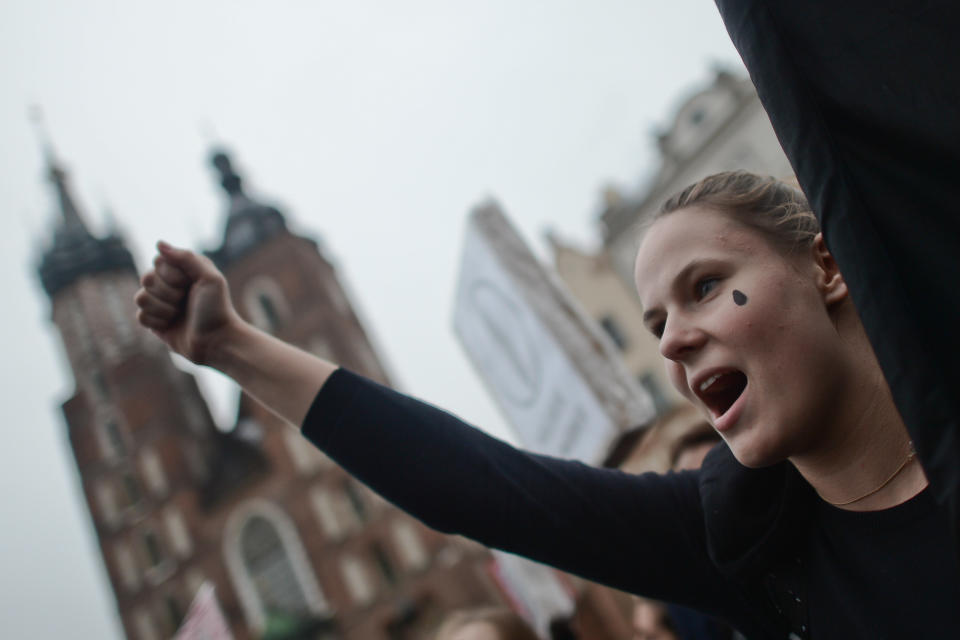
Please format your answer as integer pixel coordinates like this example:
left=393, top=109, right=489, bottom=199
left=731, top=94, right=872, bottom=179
left=434, top=607, right=540, bottom=640
left=546, top=615, right=577, bottom=640
left=134, top=170, right=959, bottom=638
left=655, top=425, right=737, bottom=640
left=670, top=428, right=722, bottom=473
left=632, top=599, right=679, bottom=640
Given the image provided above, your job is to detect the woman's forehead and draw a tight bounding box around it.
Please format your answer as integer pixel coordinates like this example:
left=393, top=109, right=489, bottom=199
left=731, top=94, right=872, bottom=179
left=634, top=208, right=764, bottom=300
left=636, top=209, right=740, bottom=268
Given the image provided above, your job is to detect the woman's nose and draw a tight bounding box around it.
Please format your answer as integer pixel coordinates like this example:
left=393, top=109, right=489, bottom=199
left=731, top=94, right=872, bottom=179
left=659, top=316, right=706, bottom=362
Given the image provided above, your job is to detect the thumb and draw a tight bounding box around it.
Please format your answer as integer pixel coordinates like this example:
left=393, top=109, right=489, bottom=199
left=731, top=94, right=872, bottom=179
left=156, top=241, right=212, bottom=281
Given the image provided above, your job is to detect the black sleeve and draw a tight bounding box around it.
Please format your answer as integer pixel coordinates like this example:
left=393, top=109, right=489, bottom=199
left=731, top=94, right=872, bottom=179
left=299, top=368, right=756, bottom=622
left=713, top=0, right=960, bottom=543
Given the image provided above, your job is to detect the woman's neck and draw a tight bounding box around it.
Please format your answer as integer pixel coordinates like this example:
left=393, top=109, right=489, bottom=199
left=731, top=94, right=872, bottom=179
left=790, top=350, right=928, bottom=511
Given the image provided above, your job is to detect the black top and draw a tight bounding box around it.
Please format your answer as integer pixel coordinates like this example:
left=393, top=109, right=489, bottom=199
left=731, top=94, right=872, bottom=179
left=712, top=0, right=960, bottom=541
left=301, top=369, right=960, bottom=639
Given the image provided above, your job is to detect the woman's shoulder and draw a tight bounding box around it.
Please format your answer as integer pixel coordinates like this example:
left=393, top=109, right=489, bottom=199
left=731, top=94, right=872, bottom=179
left=698, top=444, right=813, bottom=579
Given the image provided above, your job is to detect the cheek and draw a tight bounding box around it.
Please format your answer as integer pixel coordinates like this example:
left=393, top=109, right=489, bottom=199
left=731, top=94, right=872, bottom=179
left=665, top=361, right=689, bottom=397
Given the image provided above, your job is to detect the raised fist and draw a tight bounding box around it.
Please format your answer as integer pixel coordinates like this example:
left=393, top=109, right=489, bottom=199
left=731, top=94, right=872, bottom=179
left=135, top=241, right=241, bottom=365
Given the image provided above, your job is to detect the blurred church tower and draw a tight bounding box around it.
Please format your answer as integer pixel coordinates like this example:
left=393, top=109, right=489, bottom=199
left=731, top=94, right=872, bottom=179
left=36, top=143, right=503, bottom=640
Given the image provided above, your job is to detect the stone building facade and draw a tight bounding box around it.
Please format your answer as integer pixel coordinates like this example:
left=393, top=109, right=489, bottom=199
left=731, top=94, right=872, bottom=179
left=37, top=147, right=503, bottom=640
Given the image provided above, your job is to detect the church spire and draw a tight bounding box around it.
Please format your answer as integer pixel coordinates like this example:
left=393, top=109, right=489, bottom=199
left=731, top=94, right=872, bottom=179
left=34, top=111, right=136, bottom=298
left=31, top=107, right=90, bottom=235
left=211, top=148, right=246, bottom=199
left=205, top=146, right=288, bottom=269
left=48, top=159, right=89, bottom=233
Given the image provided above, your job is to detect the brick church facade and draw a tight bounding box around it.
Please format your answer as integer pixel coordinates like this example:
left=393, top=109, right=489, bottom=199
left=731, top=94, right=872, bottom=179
left=36, top=146, right=504, bottom=640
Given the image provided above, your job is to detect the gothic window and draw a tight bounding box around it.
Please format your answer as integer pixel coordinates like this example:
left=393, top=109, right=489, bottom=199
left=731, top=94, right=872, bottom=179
left=96, top=481, right=119, bottom=526
left=315, top=485, right=360, bottom=539
left=599, top=315, right=628, bottom=351
left=140, top=448, right=168, bottom=496
left=371, top=542, right=397, bottom=586
left=344, top=481, right=367, bottom=523
left=240, top=516, right=310, bottom=616
left=224, top=499, right=329, bottom=631
left=243, top=277, right=290, bottom=334
left=164, top=507, right=192, bottom=558
left=141, top=529, right=165, bottom=569
left=339, top=554, right=375, bottom=605
left=391, top=521, right=428, bottom=570
left=121, top=472, right=142, bottom=509
left=310, top=487, right=345, bottom=540
left=100, top=419, right=126, bottom=460
left=114, top=542, right=139, bottom=591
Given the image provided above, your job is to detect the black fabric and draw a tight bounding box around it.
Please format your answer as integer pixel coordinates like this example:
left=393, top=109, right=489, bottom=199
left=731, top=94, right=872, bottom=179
left=301, top=369, right=960, bottom=639
left=712, top=0, right=960, bottom=545
left=806, top=490, right=959, bottom=637
left=666, top=603, right=734, bottom=640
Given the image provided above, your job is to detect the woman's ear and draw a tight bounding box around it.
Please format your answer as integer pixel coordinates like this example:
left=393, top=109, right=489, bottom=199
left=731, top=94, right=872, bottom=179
left=811, top=233, right=848, bottom=306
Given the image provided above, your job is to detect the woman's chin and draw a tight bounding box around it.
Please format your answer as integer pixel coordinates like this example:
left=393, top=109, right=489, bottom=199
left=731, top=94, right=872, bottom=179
left=727, top=441, right=784, bottom=469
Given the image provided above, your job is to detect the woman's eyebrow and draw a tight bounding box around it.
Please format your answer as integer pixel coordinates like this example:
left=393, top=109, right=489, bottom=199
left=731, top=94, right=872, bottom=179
left=642, top=259, right=717, bottom=317
left=671, top=259, right=715, bottom=290
left=641, top=258, right=724, bottom=327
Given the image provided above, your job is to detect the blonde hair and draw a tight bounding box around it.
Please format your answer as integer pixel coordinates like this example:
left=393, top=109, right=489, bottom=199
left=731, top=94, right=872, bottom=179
left=656, top=170, right=819, bottom=254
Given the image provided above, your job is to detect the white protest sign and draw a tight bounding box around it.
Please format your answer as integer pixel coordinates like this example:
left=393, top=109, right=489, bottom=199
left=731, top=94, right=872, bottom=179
left=453, top=203, right=651, bottom=463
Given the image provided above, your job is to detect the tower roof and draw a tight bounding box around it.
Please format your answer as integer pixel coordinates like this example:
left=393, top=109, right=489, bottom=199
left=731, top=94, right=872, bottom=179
left=36, top=143, right=136, bottom=298
left=205, top=148, right=288, bottom=269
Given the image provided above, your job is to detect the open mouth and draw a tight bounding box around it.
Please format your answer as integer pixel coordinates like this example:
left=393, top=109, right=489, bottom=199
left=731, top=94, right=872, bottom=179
left=695, top=369, right=748, bottom=419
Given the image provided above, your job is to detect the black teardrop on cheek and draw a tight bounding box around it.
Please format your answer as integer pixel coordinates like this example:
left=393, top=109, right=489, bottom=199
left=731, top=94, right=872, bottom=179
left=733, top=290, right=748, bottom=306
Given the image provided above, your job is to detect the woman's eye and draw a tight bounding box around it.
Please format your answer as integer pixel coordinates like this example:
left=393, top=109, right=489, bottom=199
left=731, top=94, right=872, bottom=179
left=694, top=277, right=720, bottom=300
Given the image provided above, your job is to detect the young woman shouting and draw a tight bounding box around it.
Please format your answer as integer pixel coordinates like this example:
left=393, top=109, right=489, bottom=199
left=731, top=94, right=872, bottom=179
left=135, top=172, right=959, bottom=638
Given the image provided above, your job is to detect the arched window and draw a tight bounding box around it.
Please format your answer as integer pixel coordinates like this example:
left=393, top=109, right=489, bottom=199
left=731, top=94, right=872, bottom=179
left=240, top=516, right=310, bottom=616
left=224, top=500, right=328, bottom=631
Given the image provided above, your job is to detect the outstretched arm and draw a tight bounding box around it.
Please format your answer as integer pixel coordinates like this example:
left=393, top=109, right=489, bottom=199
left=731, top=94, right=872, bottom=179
left=133, top=242, right=761, bottom=631
left=134, top=241, right=336, bottom=427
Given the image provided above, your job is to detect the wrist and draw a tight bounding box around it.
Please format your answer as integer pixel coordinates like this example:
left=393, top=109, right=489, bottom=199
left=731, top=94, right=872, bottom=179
left=204, top=314, right=259, bottom=374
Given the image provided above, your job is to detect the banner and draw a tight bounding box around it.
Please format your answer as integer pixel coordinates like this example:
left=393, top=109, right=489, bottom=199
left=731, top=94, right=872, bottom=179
left=173, top=583, right=234, bottom=640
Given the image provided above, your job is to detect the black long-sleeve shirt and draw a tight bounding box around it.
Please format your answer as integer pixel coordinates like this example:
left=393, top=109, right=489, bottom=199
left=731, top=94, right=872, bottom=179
left=713, top=0, right=960, bottom=543
left=301, top=369, right=960, bottom=639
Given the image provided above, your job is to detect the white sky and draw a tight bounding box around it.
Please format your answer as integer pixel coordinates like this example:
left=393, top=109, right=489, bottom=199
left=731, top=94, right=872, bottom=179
left=0, top=1, right=743, bottom=637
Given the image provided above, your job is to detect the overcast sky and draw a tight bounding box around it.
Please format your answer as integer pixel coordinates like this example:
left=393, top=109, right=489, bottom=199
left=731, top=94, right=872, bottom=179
left=1, top=2, right=743, bottom=637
